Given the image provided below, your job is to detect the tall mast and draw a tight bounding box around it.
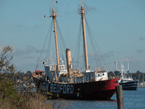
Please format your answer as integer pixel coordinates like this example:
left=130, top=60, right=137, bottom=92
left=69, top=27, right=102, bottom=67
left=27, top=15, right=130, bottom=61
left=52, top=10, right=60, bottom=71
left=81, top=6, right=89, bottom=70
left=79, top=1, right=89, bottom=70
left=45, top=0, right=60, bottom=71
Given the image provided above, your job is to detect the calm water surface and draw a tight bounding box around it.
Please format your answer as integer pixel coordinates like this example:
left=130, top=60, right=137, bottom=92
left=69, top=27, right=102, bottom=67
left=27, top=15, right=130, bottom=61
left=48, top=88, right=145, bottom=109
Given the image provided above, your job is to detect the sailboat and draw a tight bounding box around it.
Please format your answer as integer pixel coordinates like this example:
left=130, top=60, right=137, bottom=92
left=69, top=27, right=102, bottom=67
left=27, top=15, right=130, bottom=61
left=33, top=0, right=119, bottom=100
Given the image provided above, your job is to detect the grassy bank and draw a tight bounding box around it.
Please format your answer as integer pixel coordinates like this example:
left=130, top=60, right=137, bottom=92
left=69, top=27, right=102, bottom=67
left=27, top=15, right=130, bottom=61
left=0, top=92, right=54, bottom=109
left=0, top=76, right=68, bottom=109
left=0, top=78, right=55, bottom=109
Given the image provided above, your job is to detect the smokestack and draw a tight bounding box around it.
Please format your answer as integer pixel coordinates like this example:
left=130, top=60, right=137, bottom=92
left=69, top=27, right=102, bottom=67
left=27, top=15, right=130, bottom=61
left=66, top=49, right=72, bottom=78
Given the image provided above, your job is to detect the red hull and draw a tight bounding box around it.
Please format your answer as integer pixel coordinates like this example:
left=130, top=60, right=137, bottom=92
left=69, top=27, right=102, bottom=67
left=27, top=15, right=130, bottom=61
left=33, top=77, right=119, bottom=100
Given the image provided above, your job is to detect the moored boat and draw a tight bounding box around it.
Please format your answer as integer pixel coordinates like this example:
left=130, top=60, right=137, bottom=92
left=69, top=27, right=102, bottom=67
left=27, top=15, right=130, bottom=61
left=33, top=0, right=119, bottom=100
left=114, top=60, right=138, bottom=90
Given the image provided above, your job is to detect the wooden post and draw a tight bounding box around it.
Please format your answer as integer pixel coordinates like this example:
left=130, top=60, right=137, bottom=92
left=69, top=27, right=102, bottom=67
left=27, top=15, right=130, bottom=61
left=116, top=85, right=124, bottom=109
left=143, top=73, right=144, bottom=87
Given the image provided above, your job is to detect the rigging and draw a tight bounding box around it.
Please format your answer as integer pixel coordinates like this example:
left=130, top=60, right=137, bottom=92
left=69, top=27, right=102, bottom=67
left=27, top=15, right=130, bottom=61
left=35, top=21, right=53, bottom=71
left=73, top=0, right=107, bottom=71
left=36, top=0, right=66, bottom=70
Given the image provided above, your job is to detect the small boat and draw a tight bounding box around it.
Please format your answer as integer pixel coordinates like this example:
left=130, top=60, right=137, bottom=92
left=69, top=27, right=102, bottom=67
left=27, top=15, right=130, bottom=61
left=117, top=61, right=138, bottom=90
left=33, top=0, right=119, bottom=100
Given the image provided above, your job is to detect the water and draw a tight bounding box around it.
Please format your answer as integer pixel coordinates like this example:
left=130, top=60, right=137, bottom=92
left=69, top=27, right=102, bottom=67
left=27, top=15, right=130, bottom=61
left=47, top=88, right=145, bottom=109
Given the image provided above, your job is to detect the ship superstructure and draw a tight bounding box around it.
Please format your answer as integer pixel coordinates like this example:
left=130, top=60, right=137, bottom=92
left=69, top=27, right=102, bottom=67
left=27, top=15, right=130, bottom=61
left=116, top=60, right=138, bottom=90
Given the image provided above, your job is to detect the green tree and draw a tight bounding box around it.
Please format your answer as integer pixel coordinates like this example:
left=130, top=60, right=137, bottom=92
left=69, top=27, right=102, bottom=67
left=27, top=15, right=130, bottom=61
left=0, top=46, right=15, bottom=74
left=0, top=46, right=17, bottom=99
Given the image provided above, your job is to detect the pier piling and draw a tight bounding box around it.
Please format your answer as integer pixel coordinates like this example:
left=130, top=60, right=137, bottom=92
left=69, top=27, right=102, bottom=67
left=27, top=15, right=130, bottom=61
left=116, top=85, right=124, bottom=109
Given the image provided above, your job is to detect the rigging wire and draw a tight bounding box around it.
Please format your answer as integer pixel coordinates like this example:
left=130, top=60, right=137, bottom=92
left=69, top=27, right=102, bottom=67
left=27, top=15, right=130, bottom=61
left=74, top=19, right=82, bottom=69
left=85, top=18, right=100, bottom=67
left=56, top=19, right=66, bottom=64
left=85, top=18, right=107, bottom=68
left=35, top=20, right=53, bottom=71
left=45, top=20, right=53, bottom=59
left=56, top=20, right=66, bottom=49
left=77, top=21, right=82, bottom=69
left=56, top=0, right=72, bottom=39
left=56, top=26, right=64, bottom=63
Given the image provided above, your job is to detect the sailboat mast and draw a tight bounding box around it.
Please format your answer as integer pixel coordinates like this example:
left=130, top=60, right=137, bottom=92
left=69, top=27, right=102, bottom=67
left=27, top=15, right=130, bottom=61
left=127, top=60, right=129, bottom=72
left=81, top=5, right=89, bottom=70
left=52, top=10, right=60, bottom=71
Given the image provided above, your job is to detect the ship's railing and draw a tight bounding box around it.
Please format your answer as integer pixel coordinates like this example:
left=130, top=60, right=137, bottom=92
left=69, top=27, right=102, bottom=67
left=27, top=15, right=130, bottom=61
left=78, top=66, right=107, bottom=72
left=94, top=66, right=107, bottom=72
left=48, top=64, right=67, bottom=72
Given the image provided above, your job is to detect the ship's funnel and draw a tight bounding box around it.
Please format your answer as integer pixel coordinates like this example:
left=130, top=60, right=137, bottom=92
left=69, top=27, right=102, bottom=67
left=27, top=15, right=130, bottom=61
left=66, top=49, right=72, bottom=78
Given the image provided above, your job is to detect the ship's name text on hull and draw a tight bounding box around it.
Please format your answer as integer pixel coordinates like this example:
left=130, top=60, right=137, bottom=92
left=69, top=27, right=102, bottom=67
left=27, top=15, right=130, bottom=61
left=45, top=83, right=74, bottom=94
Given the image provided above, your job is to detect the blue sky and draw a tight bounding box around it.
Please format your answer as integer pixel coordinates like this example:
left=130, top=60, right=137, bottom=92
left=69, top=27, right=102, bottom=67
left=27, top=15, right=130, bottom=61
left=0, top=0, right=145, bottom=73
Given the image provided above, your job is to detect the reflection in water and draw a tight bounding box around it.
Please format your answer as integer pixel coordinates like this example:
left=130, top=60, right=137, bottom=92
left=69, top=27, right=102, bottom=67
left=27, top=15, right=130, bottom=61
left=47, top=88, right=145, bottom=109
left=19, top=86, right=145, bottom=109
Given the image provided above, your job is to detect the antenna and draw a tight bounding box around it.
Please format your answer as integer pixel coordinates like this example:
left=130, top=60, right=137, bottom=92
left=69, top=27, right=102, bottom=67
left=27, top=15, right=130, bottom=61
left=78, top=0, right=87, bottom=14
left=49, top=0, right=58, bottom=16
left=127, top=59, right=129, bottom=71
left=127, top=59, right=129, bottom=75
left=114, top=60, right=117, bottom=71
left=44, top=0, right=58, bottom=18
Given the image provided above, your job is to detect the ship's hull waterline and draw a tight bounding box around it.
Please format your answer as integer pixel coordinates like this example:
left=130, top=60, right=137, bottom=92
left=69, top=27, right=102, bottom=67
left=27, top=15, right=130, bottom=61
left=33, top=77, right=119, bottom=100
left=119, top=81, right=138, bottom=90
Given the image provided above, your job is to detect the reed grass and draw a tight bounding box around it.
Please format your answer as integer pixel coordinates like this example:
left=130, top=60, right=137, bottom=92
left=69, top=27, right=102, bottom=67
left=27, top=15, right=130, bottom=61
left=0, top=91, right=54, bottom=109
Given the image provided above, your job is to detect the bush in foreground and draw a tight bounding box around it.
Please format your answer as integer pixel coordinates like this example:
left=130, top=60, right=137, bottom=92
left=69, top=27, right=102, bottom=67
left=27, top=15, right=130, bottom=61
left=0, top=46, right=55, bottom=109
